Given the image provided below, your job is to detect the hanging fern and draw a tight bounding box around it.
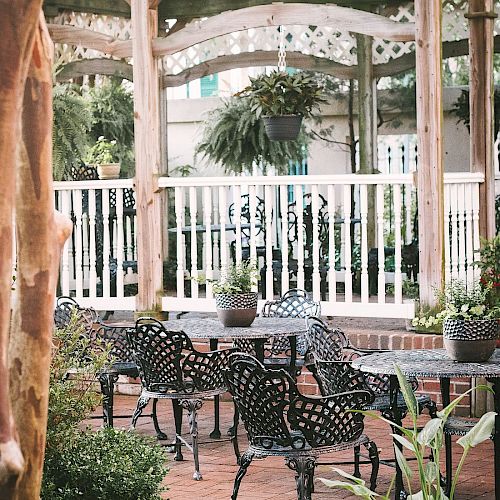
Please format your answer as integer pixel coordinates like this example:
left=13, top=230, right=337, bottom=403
left=52, top=84, right=92, bottom=180
left=195, top=97, right=308, bottom=175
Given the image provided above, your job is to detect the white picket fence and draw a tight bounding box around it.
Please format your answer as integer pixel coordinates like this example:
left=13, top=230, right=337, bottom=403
left=52, top=172, right=484, bottom=318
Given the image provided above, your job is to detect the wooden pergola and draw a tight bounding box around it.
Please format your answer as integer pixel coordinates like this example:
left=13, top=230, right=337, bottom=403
left=0, top=1, right=497, bottom=496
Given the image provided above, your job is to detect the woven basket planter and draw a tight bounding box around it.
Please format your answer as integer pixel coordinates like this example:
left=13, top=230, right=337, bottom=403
left=215, top=292, right=258, bottom=327
left=262, top=115, right=302, bottom=141
left=443, top=318, right=499, bottom=362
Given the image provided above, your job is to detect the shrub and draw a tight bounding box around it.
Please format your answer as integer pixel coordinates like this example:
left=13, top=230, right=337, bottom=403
left=42, top=427, right=168, bottom=500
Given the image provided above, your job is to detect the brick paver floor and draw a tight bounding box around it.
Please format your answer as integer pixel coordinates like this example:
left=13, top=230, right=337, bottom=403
left=89, top=395, right=495, bottom=500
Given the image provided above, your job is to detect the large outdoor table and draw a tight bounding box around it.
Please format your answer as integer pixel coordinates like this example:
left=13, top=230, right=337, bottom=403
left=104, top=316, right=307, bottom=438
left=352, top=349, right=500, bottom=500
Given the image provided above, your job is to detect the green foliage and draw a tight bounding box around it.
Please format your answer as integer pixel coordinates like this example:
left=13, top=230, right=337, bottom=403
left=86, top=136, right=121, bottom=164
left=198, top=261, right=259, bottom=294
left=170, top=164, right=197, bottom=177
left=195, top=97, right=308, bottom=174
left=42, top=427, right=168, bottom=500
left=377, top=72, right=417, bottom=129
left=412, top=280, right=500, bottom=330
left=476, top=235, right=500, bottom=310
left=42, top=315, right=168, bottom=499
left=319, top=367, right=496, bottom=500
left=52, top=84, right=92, bottom=180
left=237, top=70, right=326, bottom=118
left=452, top=89, right=500, bottom=137
left=87, top=78, right=135, bottom=176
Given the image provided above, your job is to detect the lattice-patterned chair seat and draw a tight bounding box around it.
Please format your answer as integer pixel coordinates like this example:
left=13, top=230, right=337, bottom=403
left=127, top=318, right=236, bottom=481
left=224, top=353, right=379, bottom=500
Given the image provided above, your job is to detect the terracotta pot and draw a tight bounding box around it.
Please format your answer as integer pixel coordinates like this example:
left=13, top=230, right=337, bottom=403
left=262, top=115, right=302, bottom=141
left=215, top=292, right=258, bottom=327
left=443, top=318, right=499, bottom=362
left=97, top=163, right=120, bottom=180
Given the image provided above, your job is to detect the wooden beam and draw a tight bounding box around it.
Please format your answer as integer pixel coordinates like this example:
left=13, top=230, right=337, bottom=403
left=48, top=24, right=117, bottom=53
left=56, top=58, right=133, bottom=81
left=468, top=0, right=496, bottom=239
left=415, top=0, right=444, bottom=308
left=44, top=0, right=130, bottom=17
left=131, top=0, right=163, bottom=313
left=153, top=3, right=415, bottom=56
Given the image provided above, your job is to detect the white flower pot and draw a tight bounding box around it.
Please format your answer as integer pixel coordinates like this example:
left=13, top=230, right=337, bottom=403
left=97, top=163, right=120, bottom=180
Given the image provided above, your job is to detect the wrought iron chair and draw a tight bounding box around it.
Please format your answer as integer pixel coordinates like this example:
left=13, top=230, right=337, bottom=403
left=224, top=353, right=379, bottom=500
left=53, top=297, right=166, bottom=438
left=127, top=318, right=236, bottom=480
left=305, top=317, right=437, bottom=418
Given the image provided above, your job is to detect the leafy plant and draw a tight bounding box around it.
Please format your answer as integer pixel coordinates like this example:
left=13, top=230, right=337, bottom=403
left=319, top=365, right=496, bottom=500
left=477, top=235, right=500, bottom=310
left=195, top=97, right=308, bottom=174
left=237, top=70, right=326, bottom=118
left=197, top=261, right=259, bottom=294
left=52, top=84, right=92, bottom=180
left=86, top=136, right=121, bottom=164
left=42, top=315, right=168, bottom=499
left=413, top=279, right=500, bottom=329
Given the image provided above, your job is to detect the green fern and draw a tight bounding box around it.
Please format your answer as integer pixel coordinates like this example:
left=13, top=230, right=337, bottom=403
left=195, top=97, right=308, bottom=175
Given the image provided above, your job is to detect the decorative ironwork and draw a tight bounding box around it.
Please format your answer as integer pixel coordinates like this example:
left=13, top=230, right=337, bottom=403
left=224, top=353, right=379, bottom=499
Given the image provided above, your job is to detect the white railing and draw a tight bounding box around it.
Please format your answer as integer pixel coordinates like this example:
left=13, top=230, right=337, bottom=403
left=53, top=173, right=484, bottom=317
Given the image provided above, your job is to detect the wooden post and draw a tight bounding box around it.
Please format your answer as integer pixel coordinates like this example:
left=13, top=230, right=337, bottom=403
left=131, top=0, right=164, bottom=314
left=468, top=0, right=496, bottom=239
left=415, top=0, right=444, bottom=308
left=356, top=33, right=377, bottom=250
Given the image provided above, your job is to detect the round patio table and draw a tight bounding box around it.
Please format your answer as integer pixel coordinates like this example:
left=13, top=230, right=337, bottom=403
left=105, top=316, right=307, bottom=439
left=352, top=349, right=500, bottom=500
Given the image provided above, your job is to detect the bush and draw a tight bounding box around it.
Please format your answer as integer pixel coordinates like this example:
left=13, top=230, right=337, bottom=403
left=42, top=315, right=168, bottom=499
left=42, top=427, right=168, bottom=500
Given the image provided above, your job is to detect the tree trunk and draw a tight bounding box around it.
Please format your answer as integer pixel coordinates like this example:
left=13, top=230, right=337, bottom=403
left=8, top=14, right=72, bottom=499
left=0, top=1, right=44, bottom=493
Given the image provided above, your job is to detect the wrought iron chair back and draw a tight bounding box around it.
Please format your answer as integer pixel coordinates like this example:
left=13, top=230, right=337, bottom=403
left=54, top=296, right=99, bottom=333
left=305, top=316, right=348, bottom=362
left=228, top=193, right=266, bottom=239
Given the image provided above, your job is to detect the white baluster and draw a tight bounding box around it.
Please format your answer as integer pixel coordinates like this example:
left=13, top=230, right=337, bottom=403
left=82, top=210, right=89, bottom=286
left=404, top=183, right=413, bottom=244
left=175, top=187, right=185, bottom=298
left=219, top=186, right=228, bottom=271
left=327, top=184, right=336, bottom=303
left=294, top=185, right=305, bottom=290
left=343, top=185, right=352, bottom=303
left=73, top=190, right=84, bottom=298
left=61, top=190, right=71, bottom=296
left=444, top=183, right=451, bottom=281
left=248, top=185, right=258, bottom=268
left=234, top=185, right=242, bottom=264
left=115, top=188, right=124, bottom=298
left=212, top=188, right=220, bottom=273
left=88, top=189, right=97, bottom=298
left=203, top=187, right=213, bottom=298
left=393, top=184, right=403, bottom=304
left=450, top=184, right=459, bottom=280
left=189, top=187, right=198, bottom=298
left=457, top=183, right=467, bottom=283
left=264, top=185, right=274, bottom=300
left=360, top=184, right=369, bottom=303
left=376, top=184, right=386, bottom=303
left=471, top=182, right=481, bottom=282
left=311, top=185, right=321, bottom=302
left=102, top=189, right=111, bottom=298
left=464, top=183, right=474, bottom=286
left=280, top=184, right=289, bottom=294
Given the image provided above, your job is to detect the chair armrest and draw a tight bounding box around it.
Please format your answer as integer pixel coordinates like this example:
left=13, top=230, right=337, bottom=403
left=287, top=390, right=373, bottom=448
left=313, top=358, right=372, bottom=396
left=183, top=347, right=237, bottom=391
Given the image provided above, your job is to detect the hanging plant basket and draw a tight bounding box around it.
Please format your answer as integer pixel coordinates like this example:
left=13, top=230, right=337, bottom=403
left=262, top=115, right=303, bottom=141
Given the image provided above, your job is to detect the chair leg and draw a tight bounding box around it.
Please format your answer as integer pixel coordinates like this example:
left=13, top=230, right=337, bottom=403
left=364, top=440, right=380, bottom=492
left=353, top=445, right=361, bottom=478
left=98, top=371, right=118, bottom=428
left=231, top=450, right=254, bottom=500
left=230, top=404, right=241, bottom=463
left=130, top=392, right=150, bottom=430
left=172, top=399, right=184, bottom=462
left=444, top=433, right=453, bottom=496
left=182, top=399, right=204, bottom=480
left=285, top=456, right=316, bottom=500
left=152, top=398, right=168, bottom=440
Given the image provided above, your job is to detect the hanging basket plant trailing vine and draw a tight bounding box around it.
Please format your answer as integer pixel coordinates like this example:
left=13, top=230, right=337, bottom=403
left=237, top=70, right=327, bottom=141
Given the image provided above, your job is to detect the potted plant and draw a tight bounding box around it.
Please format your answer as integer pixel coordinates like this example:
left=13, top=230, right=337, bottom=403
left=86, top=136, right=121, bottom=179
left=236, top=70, right=326, bottom=141
left=413, top=280, right=499, bottom=362
left=207, top=261, right=259, bottom=327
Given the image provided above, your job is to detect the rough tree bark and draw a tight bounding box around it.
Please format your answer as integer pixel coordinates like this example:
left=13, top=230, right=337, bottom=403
left=8, top=13, right=72, bottom=500
left=0, top=1, right=44, bottom=493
